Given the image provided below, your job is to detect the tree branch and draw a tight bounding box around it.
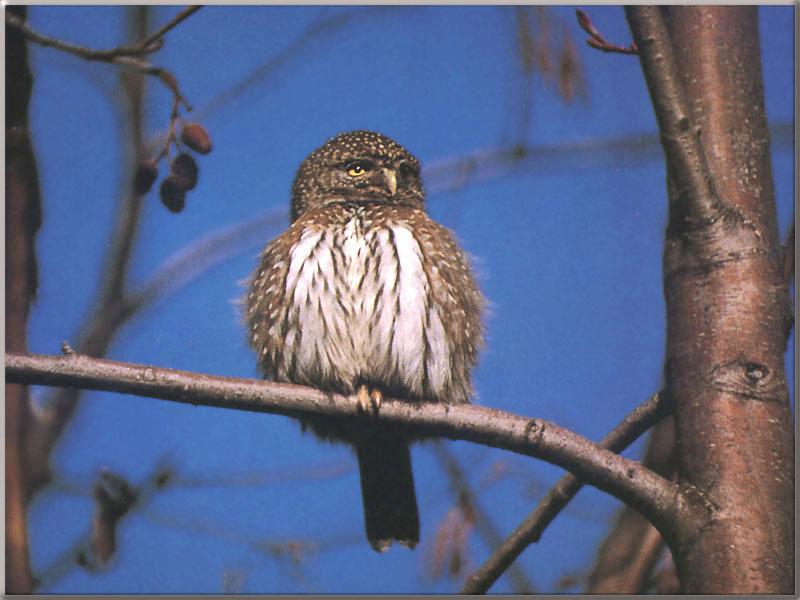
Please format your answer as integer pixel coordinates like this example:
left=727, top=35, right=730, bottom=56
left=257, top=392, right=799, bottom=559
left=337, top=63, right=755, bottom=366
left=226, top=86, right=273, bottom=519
left=586, top=417, right=676, bottom=593
left=5, top=8, right=194, bottom=110
left=6, top=352, right=707, bottom=550
left=625, top=6, right=723, bottom=227
left=5, top=6, right=202, bottom=61
left=5, top=5, right=40, bottom=592
left=460, top=392, right=669, bottom=594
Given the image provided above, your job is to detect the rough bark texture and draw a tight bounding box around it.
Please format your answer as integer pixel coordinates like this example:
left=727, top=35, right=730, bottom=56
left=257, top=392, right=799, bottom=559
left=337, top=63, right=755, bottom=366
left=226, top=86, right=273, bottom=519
left=632, top=6, right=794, bottom=593
left=5, top=5, right=41, bottom=593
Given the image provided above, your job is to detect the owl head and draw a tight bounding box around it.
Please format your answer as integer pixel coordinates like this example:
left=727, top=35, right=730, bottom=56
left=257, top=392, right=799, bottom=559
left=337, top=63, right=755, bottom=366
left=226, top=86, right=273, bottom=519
left=290, top=130, right=424, bottom=222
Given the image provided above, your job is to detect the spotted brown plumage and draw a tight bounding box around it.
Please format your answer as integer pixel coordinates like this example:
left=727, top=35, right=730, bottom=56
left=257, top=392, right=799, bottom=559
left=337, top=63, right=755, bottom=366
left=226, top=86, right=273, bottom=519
left=245, top=131, right=485, bottom=552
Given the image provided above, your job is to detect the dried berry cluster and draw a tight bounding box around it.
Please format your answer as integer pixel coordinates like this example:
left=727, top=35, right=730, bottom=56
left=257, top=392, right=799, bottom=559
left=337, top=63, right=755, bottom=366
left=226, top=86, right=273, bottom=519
left=133, top=121, right=212, bottom=213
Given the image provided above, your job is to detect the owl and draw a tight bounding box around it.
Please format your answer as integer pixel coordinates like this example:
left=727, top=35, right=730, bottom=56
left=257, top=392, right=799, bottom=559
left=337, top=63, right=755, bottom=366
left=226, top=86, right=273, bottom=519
left=245, top=131, right=484, bottom=552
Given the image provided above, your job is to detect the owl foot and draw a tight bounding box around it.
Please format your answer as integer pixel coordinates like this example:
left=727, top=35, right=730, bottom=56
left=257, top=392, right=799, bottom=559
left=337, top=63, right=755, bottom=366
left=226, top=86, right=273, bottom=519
left=356, top=384, right=382, bottom=416
left=370, top=388, right=383, bottom=412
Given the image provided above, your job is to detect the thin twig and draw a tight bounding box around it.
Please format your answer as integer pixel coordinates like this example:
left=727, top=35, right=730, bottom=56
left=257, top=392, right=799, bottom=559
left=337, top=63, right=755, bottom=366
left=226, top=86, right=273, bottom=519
left=123, top=209, right=286, bottom=318
left=5, top=6, right=202, bottom=61
left=461, top=392, right=670, bottom=594
left=194, top=6, right=412, bottom=120
left=6, top=352, right=703, bottom=541
left=576, top=10, right=638, bottom=55
left=133, top=5, right=203, bottom=53
left=5, top=9, right=193, bottom=109
left=433, top=443, right=536, bottom=593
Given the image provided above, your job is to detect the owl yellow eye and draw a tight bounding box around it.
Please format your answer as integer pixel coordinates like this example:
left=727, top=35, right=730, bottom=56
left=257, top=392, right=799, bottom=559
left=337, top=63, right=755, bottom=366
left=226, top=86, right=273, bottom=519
left=346, top=161, right=369, bottom=177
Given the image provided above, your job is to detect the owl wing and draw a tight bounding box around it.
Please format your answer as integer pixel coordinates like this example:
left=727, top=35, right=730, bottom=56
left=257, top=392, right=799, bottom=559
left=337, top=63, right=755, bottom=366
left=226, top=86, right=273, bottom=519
left=245, top=217, right=309, bottom=379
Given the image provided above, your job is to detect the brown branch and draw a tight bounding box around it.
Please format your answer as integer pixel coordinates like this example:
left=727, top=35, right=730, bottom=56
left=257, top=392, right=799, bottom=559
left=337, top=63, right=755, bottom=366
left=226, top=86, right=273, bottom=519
left=576, top=9, right=638, bottom=55
left=460, top=392, right=670, bottom=594
left=5, top=6, right=202, bottom=61
left=6, top=352, right=709, bottom=548
left=5, top=8, right=193, bottom=109
left=586, top=417, right=676, bottom=593
left=432, top=443, right=536, bottom=593
left=23, top=6, right=151, bottom=497
left=132, top=5, right=203, bottom=53
left=5, top=5, right=40, bottom=592
left=625, top=7, right=722, bottom=227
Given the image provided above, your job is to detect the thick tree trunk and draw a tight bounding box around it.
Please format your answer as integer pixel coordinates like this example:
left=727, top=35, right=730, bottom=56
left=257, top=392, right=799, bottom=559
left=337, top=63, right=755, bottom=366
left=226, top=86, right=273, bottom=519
left=653, top=7, right=793, bottom=593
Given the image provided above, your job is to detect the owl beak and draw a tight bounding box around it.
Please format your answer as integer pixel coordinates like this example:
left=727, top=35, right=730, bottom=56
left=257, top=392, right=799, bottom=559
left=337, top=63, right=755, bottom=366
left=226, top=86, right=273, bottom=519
left=381, top=168, right=398, bottom=196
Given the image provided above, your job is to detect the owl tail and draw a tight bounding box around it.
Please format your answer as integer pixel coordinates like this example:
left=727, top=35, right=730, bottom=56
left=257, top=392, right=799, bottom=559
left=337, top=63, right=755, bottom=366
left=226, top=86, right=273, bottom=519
left=356, top=439, right=420, bottom=552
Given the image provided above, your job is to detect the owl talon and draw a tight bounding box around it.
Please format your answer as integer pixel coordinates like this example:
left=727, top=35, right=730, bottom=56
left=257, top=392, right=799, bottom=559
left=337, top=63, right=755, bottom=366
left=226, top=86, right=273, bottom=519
left=369, top=388, right=383, bottom=414
left=356, top=385, right=371, bottom=415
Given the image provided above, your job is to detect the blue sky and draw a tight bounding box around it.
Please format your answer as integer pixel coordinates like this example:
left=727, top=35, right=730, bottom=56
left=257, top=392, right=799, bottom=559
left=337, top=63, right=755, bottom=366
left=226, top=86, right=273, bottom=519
left=22, top=5, right=794, bottom=593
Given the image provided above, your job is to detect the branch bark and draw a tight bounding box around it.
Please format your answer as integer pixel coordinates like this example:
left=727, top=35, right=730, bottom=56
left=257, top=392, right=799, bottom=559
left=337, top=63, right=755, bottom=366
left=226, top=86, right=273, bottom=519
left=586, top=417, right=676, bottom=593
left=6, top=351, right=705, bottom=543
left=5, top=6, right=41, bottom=593
left=461, top=392, right=669, bottom=594
left=627, top=6, right=794, bottom=593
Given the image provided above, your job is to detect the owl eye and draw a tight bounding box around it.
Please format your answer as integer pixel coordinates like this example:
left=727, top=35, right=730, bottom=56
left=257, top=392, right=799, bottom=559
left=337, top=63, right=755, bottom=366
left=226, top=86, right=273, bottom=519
left=346, top=161, right=370, bottom=177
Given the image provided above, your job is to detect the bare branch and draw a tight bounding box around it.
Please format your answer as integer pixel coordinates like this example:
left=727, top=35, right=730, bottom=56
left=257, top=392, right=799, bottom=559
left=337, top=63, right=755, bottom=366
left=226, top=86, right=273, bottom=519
left=576, top=10, right=638, bottom=55
left=7, top=352, right=708, bottom=543
left=23, top=6, right=151, bottom=497
left=133, top=5, right=203, bottom=53
left=625, top=6, right=722, bottom=226
left=5, top=6, right=202, bottom=61
left=5, top=9, right=193, bottom=109
left=783, top=223, right=794, bottom=286
left=461, top=392, right=669, bottom=594
left=5, top=5, right=40, bottom=591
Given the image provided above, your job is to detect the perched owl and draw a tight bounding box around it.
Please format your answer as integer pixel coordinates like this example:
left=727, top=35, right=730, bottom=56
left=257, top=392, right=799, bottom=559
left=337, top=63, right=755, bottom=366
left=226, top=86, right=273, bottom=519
left=245, top=131, right=484, bottom=552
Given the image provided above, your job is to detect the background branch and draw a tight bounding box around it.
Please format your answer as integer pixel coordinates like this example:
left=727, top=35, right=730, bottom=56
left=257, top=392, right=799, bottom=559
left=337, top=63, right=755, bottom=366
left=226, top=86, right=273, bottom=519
left=432, top=443, right=536, bottom=593
left=5, top=5, right=40, bottom=592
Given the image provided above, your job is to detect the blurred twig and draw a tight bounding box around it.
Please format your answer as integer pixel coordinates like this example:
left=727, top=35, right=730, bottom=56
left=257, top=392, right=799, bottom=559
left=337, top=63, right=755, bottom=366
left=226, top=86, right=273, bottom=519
left=22, top=6, right=208, bottom=497
left=195, top=6, right=415, bottom=121
left=423, top=122, right=793, bottom=195
left=6, top=5, right=41, bottom=593
left=432, top=442, right=536, bottom=593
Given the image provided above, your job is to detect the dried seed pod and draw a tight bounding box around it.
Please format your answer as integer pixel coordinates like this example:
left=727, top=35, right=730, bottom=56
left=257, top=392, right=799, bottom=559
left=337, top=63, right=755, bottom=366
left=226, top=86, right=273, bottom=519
left=160, top=176, right=187, bottom=213
left=170, top=152, right=199, bottom=190
left=133, top=160, right=158, bottom=196
left=180, top=122, right=212, bottom=154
